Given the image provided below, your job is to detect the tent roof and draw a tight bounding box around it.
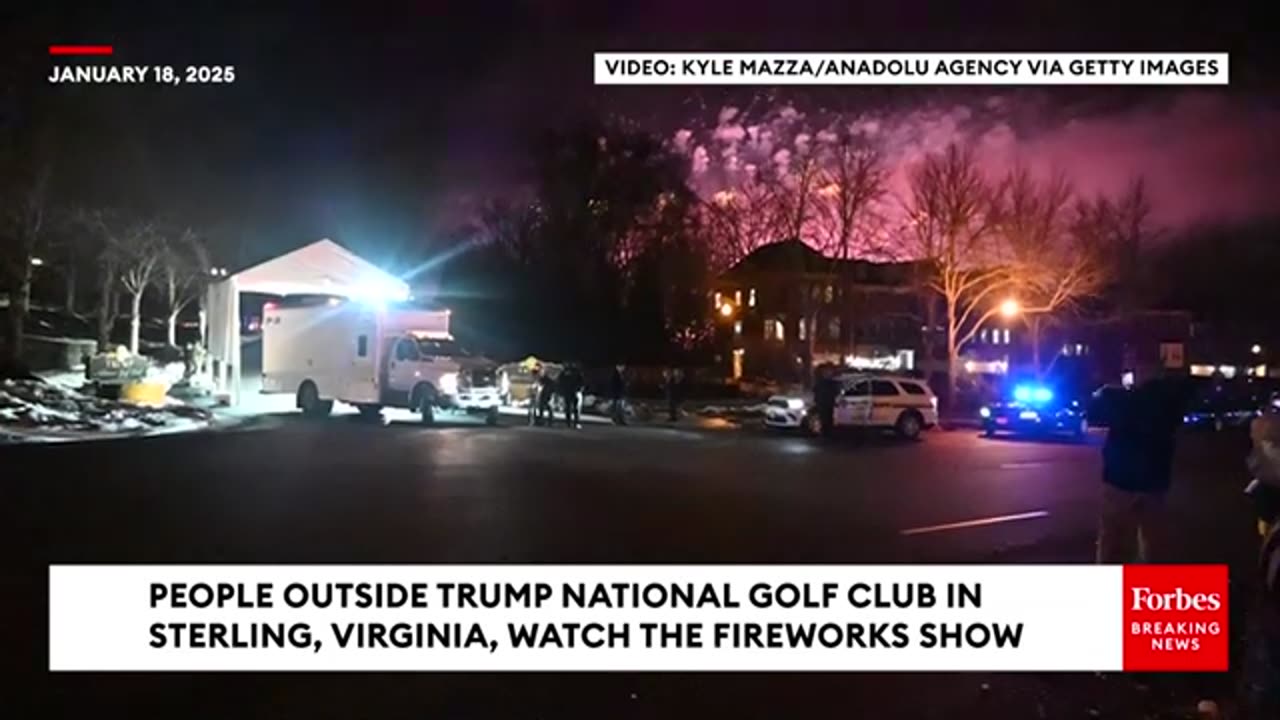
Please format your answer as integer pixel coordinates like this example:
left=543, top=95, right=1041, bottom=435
left=229, top=238, right=408, bottom=299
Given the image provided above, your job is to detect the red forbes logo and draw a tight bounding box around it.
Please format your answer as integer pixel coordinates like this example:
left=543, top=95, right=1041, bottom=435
left=1123, top=565, right=1228, bottom=671
left=1130, top=587, right=1223, bottom=612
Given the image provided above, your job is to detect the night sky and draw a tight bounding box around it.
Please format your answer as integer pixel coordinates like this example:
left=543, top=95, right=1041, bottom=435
left=7, top=1, right=1278, bottom=272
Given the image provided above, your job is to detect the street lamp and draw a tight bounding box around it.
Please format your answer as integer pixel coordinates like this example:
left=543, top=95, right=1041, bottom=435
left=1252, top=344, right=1263, bottom=355
left=719, top=302, right=735, bottom=318
left=30, top=257, right=44, bottom=267
left=999, top=298, right=1021, bottom=318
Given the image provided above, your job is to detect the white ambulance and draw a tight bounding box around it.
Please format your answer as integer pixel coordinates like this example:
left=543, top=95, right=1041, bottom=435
left=261, top=299, right=506, bottom=424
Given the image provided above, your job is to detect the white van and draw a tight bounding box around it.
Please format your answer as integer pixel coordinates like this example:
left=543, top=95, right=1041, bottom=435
left=261, top=300, right=506, bottom=424
left=765, top=373, right=938, bottom=440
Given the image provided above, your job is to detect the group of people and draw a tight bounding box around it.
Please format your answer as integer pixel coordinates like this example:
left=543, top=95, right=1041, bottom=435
left=527, top=362, right=587, bottom=428
left=1094, top=365, right=1279, bottom=717
left=524, top=363, right=686, bottom=428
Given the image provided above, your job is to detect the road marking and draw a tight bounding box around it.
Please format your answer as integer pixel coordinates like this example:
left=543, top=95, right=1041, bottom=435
left=999, top=461, right=1047, bottom=469
left=900, top=510, right=1050, bottom=536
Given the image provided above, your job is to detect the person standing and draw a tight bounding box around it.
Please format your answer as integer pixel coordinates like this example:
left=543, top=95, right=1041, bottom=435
left=559, top=363, right=584, bottom=429
left=527, top=364, right=543, bottom=426
left=813, top=365, right=838, bottom=438
left=1242, top=412, right=1280, bottom=717
left=1096, top=369, right=1187, bottom=563
left=536, top=367, right=557, bottom=427
left=664, top=366, right=683, bottom=423
left=610, top=364, right=627, bottom=425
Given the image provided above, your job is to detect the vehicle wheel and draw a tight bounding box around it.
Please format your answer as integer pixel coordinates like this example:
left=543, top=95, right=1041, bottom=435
left=357, top=404, right=383, bottom=421
left=983, top=425, right=996, bottom=438
left=297, top=381, right=332, bottom=418
left=896, top=411, right=923, bottom=441
left=414, top=384, right=436, bottom=425
left=485, top=407, right=500, bottom=426
left=802, top=413, right=823, bottom=437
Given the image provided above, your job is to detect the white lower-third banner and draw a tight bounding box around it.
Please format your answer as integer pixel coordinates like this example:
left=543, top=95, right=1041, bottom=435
left=48, top=564, right=1228, bottom=672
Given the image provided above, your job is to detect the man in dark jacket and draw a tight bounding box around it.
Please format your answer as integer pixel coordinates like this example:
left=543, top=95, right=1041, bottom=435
left=527, top=364, right=543, bottom=426
left=813, top=366, right=839, bottom=438
left=610, top=365, right=627, bottom=425
left=536, top=369, right=557, bottom=427
left=1096, top=370, right=1189, bottom=563
left=664, top=367, right=683, bottom=422
left=559, top=363, right=584, bottom=429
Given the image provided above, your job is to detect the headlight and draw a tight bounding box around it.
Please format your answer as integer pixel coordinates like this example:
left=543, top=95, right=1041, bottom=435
left=786, top=398, right=806, bottom=410
left=1019, top=410, right=1039, bottom=420
left=439, top=372, right=459, bottom=396
left=979, top=406, right=991, bottom=418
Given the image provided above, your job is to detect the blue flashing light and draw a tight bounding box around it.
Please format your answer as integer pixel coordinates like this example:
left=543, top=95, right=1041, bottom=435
left=1013, top=384, right=1053, bottom=404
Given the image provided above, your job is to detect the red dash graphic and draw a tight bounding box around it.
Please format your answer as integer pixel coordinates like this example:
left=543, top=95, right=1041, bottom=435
left=49, top=45, right=114, bottom=56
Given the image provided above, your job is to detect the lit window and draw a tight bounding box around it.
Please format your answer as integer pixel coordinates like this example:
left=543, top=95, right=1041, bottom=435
left=764, top=319, right=785, bottom=342
left=1076, top=343, right=1087, bottom=355
left=748, top=288, right=756, bottom=307
left=828, top=317, right=840, bottom=340
left=798, top=319, right=806, bottom=341
left=733, top=320, right=742, bottom=336
left=1062, top=344, right=1071, bottom=356
left=1002, top=329, right=1011, bottom=344
left=824, top=285, right=834, bottom=303
left=981, top=329, right=989, bottom=343
left=734, top=290, right=742, bottom=306
left=713, top=292, right=721, bottom=308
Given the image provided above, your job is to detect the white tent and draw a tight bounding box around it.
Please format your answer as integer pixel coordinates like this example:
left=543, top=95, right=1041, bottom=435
left=205, top=239, right=409, bottom=404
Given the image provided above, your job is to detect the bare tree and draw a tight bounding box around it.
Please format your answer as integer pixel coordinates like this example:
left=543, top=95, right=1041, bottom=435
left=903, top=144, right=1007, bottom=404
left=157, top=228, right=209, bottom=347
left=774, top=147, right=823, bottom=242
left=699, top=171, right=783, bottom=271
left=474, top=197, right=541, bottom=265
left=81, top=211, right=163, bottom=353
left=118, top=222, right=164, bottom=354
left=993, top=168, right=1107, bottom=375
left=810, top=141, right=888, bottom=359
left=1109, top=177, right=1155, bottom=314
left=0, top=155, right=52, bottom=363
left=73, top=210, right=121, bottom=350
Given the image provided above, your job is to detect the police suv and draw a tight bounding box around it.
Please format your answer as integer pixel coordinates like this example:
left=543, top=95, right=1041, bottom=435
left=765, top=373, right=939, bottom=440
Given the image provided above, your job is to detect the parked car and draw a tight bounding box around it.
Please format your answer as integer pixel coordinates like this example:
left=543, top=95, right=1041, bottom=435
left=766, top=373, right=938, bottom=440
left=1183, top=378, right=1264, bottom=431
left=981, top=381, right=1088, bottom=439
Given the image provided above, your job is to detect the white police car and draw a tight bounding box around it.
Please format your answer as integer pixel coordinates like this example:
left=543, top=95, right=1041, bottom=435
left=765, top=373, right=939, bottom=440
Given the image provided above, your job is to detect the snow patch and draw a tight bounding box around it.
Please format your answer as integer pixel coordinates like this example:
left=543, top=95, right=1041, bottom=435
left=0, top=378, right=212, bottom=439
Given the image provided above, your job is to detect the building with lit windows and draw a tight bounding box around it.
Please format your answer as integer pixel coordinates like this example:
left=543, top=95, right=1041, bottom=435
left=710, top=240, right=925, bottom=382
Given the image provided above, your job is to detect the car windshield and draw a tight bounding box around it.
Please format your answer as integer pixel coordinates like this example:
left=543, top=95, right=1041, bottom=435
left=416, top=338, right=468, bottom=357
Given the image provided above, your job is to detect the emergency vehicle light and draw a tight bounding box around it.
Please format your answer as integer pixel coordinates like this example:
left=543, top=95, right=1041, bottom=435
left=408, top=330, right=452, bottom=340
left=1013, top=384, right=1053, bottom=403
